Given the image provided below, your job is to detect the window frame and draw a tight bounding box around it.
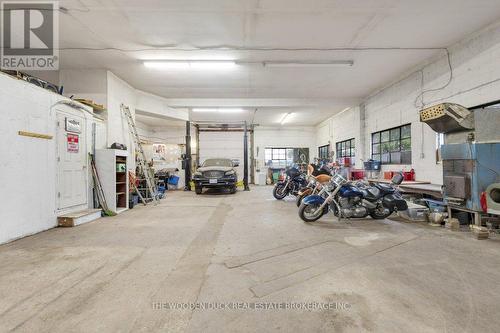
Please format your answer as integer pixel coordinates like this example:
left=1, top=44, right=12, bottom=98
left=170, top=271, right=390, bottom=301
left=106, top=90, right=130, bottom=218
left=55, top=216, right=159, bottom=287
left=264, top=147, right=309, bottom=168
left=371, top=124, right=411, bottom=165
left=335, top=138, right=355, bottom=163
left=318, top=144, right=330, bottom=160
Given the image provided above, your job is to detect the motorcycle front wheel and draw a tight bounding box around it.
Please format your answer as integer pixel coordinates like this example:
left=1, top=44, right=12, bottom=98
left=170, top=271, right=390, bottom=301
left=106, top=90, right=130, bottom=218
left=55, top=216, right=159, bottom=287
left=273, top=183, right=288, bottom=200
left=298, top=203, right=327, bottom=223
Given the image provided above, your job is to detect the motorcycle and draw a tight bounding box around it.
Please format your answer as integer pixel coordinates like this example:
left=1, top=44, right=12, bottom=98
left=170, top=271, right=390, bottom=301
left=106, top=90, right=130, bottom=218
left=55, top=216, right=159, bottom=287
left=295, top=173, right=332, bottom=207
left=298, top=172, right=408, bottom=222
left=273, top=165, right=308, bottom=200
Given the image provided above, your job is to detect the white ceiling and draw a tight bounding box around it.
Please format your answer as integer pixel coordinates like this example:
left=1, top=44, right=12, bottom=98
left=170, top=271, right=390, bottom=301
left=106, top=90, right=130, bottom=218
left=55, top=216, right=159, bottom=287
left=58, top=0, right=500, bottom=125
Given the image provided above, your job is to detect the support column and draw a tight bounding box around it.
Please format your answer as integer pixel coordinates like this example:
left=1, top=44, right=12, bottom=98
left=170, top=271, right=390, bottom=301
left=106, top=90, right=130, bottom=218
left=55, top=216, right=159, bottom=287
left=195, top=124, right=200, bottom=167
left=359, top=104, right=366, bottom=166
left=250, top=124, right=255, bottom=185
left=243, top=121, right=250, bottom=191
left=184, top=121, right=191, bottom=191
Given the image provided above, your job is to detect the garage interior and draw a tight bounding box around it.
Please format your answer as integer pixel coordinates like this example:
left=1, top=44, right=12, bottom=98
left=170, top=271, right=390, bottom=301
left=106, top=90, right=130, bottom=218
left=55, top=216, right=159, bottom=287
left=1, top=1, right=500, bottom=332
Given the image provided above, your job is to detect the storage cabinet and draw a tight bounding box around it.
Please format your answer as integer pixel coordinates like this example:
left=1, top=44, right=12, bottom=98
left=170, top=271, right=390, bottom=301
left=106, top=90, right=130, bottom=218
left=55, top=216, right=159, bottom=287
left=95, top=149, right=129, bottom=214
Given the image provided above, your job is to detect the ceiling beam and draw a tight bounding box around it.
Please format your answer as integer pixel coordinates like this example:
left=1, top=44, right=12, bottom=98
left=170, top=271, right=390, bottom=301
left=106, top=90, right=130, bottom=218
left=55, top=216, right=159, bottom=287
left=164, top=98, right=360, bottom=108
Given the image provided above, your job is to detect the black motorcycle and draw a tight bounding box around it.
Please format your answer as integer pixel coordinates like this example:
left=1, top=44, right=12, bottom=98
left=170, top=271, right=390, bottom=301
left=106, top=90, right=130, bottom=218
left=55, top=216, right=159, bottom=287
left=273, top=166, right=307, bottom=200
left=310, top=162, right=333, bottom=176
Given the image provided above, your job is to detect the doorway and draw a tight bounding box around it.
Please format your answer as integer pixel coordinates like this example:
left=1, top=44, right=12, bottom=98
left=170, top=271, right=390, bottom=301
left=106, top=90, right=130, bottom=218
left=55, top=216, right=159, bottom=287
left=56, top=111, right=88, bottom=210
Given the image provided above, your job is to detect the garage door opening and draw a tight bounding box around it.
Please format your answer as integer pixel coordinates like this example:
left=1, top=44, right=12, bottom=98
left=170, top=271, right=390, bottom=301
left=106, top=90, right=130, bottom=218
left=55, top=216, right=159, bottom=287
left=192, top=121, right=253, bottom=191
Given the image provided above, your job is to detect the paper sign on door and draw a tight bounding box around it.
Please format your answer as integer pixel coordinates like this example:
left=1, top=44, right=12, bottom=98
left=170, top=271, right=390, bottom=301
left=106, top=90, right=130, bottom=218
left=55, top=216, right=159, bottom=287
left=67, top=134, right=79, bottom=153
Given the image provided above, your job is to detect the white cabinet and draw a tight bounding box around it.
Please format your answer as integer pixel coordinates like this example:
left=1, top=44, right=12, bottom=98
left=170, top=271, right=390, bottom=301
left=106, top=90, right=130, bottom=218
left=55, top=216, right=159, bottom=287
left=95, top=149, right=129, bottom=214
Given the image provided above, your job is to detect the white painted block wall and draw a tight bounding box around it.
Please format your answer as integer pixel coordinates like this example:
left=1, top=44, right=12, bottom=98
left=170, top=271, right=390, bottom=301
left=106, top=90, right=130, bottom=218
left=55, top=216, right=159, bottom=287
left=254, top=126, right=317, bottom=183
left=316, top=107, right=363, bottom=166
left=135, top=122, right=187, bottom=188
left=59, top=69, right=108, bottom=107
left=106, top=72, right=137, bottom=162
left=198, top=131, right=250, bottom=181
left=316, top=20, right=500, bottom=184
left=0, top=73, right=98, bottom=244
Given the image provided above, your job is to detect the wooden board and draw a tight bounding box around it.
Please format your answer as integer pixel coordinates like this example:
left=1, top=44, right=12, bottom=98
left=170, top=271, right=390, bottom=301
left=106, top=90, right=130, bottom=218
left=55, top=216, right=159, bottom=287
left=74, top=99, right=106, bottom=112
left=58, top=209, right=101, bottom=227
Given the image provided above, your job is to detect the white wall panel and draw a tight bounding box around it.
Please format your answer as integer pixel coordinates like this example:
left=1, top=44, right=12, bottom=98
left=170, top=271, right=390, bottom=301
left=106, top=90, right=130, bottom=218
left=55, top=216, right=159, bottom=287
left=199, top=131, right=249, bottom=181
left=316, top=21, right=500, bottom=184
left=0, top=73, right=95, bottom=244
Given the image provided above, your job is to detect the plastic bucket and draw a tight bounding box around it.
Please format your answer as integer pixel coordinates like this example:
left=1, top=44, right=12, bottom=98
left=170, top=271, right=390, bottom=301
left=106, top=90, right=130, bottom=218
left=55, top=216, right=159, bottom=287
left=168, top=175, right=180, bottom=185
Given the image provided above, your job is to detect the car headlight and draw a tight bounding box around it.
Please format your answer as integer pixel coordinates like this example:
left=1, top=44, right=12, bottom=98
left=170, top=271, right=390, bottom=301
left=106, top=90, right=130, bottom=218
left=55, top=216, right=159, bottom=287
left=225, top=170, right=235, bottom=176
left=193, top=171, right=202, bottom=177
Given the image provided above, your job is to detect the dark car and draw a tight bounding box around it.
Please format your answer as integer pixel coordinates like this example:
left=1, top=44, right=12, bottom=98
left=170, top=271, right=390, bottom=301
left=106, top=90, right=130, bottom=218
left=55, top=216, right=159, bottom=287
left=192, top=158, right=238, bottom=194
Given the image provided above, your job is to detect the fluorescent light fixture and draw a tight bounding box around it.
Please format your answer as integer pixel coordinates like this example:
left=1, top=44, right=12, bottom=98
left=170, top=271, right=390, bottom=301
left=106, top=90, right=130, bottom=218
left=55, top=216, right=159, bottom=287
left=191, top=61, right=236, bottom=69
left=144, top=60, right=236, bottom=70
left=192, top=108, right=218, bottom=113
left=192, top=108, right=245, bottom=113
left=263, top=60, right=353, bottom=68
left=280, top=112, right=293, bottom=125
left=144, top=61, right=189, bottom=69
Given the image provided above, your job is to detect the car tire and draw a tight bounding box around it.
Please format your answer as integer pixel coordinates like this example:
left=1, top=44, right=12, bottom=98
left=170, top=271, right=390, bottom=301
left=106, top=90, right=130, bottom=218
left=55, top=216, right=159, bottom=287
left=195, top=187, right=202, bottom=194
left=230, top=186, right=237, bottom=194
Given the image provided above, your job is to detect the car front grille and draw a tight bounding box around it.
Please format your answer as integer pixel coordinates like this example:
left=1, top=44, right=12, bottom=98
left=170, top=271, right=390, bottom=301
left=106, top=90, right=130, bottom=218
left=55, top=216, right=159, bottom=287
left=203, top=171, right=225, bottom=178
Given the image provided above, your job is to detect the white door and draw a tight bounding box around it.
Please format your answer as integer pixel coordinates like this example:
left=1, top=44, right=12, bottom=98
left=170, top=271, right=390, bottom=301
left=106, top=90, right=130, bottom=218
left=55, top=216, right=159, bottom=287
left=56, top=111, right=87, bottom=210
left=199, top=131, right=250, bottom=181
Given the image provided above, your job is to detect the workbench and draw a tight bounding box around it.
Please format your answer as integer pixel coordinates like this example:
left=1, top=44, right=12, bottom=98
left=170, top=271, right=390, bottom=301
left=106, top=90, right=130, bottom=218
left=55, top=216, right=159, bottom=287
left=367, top=179, right=430, bottom=185
left=367, top=179, right=442, bottom=198
left=398, top=183, right=443, bottom=199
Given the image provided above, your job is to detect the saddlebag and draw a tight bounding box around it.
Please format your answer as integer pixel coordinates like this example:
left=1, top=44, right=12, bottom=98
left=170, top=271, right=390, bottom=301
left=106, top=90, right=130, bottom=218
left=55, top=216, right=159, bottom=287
left=382, top=194, right=408, bottom=211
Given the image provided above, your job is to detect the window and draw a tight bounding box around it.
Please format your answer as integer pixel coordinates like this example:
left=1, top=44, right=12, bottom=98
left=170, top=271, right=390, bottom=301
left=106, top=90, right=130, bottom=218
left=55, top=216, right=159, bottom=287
left=318, top=144, right=330, bottom=160
left=336, top=138, right=355, bottom=163
left=372, top=124, right=411, bottom=164
left=264, top=148, right=309, bottom=168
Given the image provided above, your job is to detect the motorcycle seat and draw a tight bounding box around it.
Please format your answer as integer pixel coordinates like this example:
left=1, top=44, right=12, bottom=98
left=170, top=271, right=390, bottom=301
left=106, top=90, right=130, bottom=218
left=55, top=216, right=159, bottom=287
left=362, top=187, right=381, bottom=200
left=374, top=183, right=396, bottom=194
left=314, top=174, right=331, bottom=184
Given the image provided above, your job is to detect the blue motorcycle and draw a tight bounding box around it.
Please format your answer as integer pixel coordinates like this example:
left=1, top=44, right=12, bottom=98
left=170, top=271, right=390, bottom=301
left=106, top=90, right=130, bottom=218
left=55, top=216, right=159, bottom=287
left=298, top=173, right=408, bottom=222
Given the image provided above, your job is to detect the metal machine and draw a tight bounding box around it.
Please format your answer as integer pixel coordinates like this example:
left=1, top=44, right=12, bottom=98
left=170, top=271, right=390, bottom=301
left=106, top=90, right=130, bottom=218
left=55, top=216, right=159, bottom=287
left=420, top=102, right=500, bottom=225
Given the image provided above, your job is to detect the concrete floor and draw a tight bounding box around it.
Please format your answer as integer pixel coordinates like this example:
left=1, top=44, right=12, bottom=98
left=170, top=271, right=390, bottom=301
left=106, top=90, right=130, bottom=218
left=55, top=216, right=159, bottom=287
left=1, top=186, right=500, bottom=333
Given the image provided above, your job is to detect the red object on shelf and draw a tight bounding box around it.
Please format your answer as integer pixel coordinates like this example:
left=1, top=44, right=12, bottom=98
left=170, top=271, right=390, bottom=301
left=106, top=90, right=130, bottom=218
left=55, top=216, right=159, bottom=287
left=403, top=169, right=415, bottom=181
left=351, top=170, right=365, bottom=180
left=384, top=171, right=394, bottom=180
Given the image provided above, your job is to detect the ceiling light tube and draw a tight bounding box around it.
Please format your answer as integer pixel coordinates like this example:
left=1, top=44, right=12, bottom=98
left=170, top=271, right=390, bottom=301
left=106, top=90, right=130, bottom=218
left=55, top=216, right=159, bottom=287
left=144, top=60, right=236, bottom=70
left=192, top=108, right=245, bottom=113
left=263, top=60, right=353, bottom=68
left=219, top=108, right=245, bottom=113
left=190, top=61, right=236, bottom=69
left=192, top=108, right=218, bottom=113
left=280, top=112, right=292, bottom=124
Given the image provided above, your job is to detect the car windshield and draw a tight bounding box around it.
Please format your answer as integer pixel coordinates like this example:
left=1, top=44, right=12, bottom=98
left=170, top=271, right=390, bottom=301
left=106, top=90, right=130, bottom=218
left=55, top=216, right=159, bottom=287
left=202, top=159, right=233, bottom=167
